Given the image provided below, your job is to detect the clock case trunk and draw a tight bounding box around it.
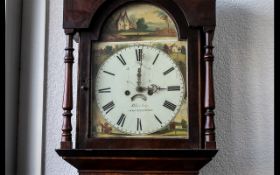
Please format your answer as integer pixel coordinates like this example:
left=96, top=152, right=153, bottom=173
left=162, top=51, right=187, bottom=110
left=56, top=0, right=217, bottom=174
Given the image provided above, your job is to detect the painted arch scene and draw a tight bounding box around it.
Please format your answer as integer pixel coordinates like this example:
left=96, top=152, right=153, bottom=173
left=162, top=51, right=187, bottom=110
left=100, top=3, right=178, bottom=41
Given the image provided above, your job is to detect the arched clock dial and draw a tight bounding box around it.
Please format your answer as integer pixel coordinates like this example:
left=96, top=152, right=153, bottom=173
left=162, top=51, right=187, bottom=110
left=95, top=45, right=185, bottom=135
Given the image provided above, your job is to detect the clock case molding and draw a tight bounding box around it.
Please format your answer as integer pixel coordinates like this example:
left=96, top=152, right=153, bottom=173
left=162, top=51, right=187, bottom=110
left=56, top=0, right=218, bottom=174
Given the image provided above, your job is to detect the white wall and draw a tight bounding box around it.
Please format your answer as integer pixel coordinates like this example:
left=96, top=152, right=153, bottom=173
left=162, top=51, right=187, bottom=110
left=43, top=0, right=274, bottom=175
left=200, top=0, right=274, bottom=174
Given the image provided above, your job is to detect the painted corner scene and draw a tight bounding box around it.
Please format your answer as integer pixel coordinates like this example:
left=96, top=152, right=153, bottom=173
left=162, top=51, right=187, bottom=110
left=91, top=3, right=188, bottom=138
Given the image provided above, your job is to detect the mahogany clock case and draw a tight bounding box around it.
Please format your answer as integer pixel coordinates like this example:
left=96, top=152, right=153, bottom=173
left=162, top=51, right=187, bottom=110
left=56, top=0, right=217, bottom=174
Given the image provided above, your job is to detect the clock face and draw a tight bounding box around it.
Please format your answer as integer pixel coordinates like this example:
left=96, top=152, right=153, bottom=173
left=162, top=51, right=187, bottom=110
left=95, top=45, right=185, bottom=135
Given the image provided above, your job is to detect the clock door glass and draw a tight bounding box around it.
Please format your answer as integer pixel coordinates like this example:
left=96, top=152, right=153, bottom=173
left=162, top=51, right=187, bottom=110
left=91, top=3, right=189, bottom=138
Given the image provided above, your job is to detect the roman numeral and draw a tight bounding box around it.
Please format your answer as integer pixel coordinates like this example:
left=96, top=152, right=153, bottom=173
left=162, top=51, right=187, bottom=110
left=135, top=49, right=142, bottom=62
left=102, top=101, right=115, bottom=114
left=152, top=53, right=159, bottom=65
left=163, top=100, right=176, bottom=111
left=103, top=70, right=115, bottom=76
left=167, top=86, right=180, bottom=91
left=137, top=118, right=142, bottom=131
left=117, top=114, right=126, bottom=127
left=116, top=54, right=126, bottom=65
left=163, top=67, right=175, bottom=75
left=98, top=87, right=111, bottom=93
left=154, top=115, right=162, bottom=124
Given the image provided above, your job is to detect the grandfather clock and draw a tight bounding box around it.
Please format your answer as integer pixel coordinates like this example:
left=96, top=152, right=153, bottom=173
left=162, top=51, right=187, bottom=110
left=56, top=0, right=218, bottom=174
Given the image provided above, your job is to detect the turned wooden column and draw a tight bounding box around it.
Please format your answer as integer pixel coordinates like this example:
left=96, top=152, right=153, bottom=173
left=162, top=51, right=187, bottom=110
left=60, top=29, right=75, bottom=149
left=203, top=27, right=216, bottom=149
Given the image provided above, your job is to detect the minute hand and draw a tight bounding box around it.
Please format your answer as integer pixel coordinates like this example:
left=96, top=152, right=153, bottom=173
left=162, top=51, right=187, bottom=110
left=147, top=84, right=166, bottom=95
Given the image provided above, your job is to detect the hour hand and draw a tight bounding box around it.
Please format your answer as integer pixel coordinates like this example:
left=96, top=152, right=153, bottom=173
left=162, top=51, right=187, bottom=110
left=136, top=49, right=144, bottom=92
left=136, top=68, right=142, bottom=91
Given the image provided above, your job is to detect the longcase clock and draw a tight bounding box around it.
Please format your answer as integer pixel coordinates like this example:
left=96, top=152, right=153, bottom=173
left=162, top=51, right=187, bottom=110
left=56, top=0, right=218, bottom=174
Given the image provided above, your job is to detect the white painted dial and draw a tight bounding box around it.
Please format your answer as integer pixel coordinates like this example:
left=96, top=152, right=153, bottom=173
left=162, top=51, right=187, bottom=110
left=95, top=45, right=185, bottom=135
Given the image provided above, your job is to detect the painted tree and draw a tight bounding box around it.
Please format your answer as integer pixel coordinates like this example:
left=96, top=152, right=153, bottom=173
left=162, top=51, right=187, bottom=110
left=181, top=46, right=186, bottom=54
left=136, top=18, right=148, bottom=32
left=154, top=10, right=170, bottom=33
left=163, top=44, right=170, bottom=54
left=104, top=45, right=113, bottom=55
left=181, top=119, right=187, bottom=129
left=169, top=122, right=176, bottom=135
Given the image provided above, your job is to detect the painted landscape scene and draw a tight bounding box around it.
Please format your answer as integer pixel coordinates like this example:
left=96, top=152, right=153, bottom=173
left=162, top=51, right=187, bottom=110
left=100, top=3, right=178, bottom=41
